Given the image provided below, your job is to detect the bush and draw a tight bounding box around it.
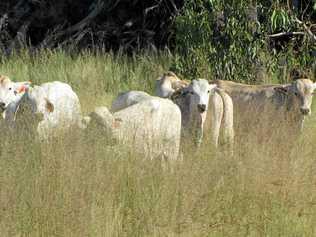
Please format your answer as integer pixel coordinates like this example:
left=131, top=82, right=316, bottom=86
left=173, top=0, right=316, bottom=83
left=173, top=0, right=264, bottom=81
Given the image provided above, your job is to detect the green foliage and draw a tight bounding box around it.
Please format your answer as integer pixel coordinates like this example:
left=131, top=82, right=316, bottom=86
left=174, top=0, right=266, bottom=82
left=174, top=0, right=316, bottom=83
left=270, top=8, right=292, bottom=32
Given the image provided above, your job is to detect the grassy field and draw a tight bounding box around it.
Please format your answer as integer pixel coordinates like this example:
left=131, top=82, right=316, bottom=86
left=0, top=51, right=316, bottom=236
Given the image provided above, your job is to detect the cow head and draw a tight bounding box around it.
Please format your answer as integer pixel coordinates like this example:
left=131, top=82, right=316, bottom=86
left=184, top=79, right=217, bottom=114
left=3, top=86, right=54, bottom=132
left=88, top=106, right=121, bottom=141
left=0, top=75, right=31, bottom=112
left=181, top=79, right=217, bottom=145
left=274, top=79, right=316, bottom=116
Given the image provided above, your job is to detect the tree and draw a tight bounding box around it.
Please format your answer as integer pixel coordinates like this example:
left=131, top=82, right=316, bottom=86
left=173, top=0, right=316, bottom=82
left=0, top=0, right=183, bottom=54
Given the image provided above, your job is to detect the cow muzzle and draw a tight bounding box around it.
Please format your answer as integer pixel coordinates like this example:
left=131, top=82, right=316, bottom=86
left=300, top=107, right=310, bottom=115
left=197, top=104, right=206, bottom=113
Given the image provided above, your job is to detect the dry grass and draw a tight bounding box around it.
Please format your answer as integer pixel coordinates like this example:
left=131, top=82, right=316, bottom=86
left=0, top=50, right=316, bottom=236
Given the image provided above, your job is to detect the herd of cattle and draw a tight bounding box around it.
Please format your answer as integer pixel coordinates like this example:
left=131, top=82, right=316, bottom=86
left=0, top=71, right=315, bottom=160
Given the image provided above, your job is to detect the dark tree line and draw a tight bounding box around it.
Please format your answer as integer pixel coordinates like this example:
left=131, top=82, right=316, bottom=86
left=0, top=0, right=183, bottom=54
left=0, top=0, right=315, bottom=56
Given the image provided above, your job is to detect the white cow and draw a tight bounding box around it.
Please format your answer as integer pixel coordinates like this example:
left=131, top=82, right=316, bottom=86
left=172, top=79, right=217, bottom=146
left=0, top=76, right=82, bottom=139
left=155, top=74, right=234, bottom=148
left=88, top=97, right=182, bottom=161
left=170, top=79, right=234, bottom=148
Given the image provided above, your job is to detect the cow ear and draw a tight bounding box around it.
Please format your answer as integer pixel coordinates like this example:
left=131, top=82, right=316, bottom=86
left=274, top=86, right=288, bottom=95
left=112, top=117, right=122, bottom=128
left=16, top=81, right=31, bottom=94
left=0, top=75, right=9, bottom=84
left=45, top=98, right=54, bottom=113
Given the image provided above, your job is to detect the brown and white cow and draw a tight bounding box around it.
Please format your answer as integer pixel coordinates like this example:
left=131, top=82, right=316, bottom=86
left=213, top=78, right=316, bottom=150
left=155, top=71, right=190, bottom=98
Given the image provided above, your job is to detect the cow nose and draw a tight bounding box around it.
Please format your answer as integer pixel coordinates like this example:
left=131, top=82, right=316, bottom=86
left=197, top=104, right=206, bottom=113
left=300, top=108, right=310, bottom=115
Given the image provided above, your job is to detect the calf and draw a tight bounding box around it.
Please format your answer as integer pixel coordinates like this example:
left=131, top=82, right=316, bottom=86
left=172, top=79, right=218, bottom=146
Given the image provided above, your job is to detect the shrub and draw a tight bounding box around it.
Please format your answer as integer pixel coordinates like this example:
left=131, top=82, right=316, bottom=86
left=173, top=0, right=316, bottom=83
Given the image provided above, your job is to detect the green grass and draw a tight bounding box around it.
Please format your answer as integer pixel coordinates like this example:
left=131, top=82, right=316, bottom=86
left=0, top=50, right=316, bottom=236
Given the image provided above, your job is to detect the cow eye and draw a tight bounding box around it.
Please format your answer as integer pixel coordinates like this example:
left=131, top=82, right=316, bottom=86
left=8, top=87, right=12, bottom=90
left=207, top=90, right=210, bottom=93
left=294, top=92, right=299, bottom=96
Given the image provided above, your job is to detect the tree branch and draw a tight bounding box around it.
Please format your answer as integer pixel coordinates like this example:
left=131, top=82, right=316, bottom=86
left=294, top=17, right=316, bottom=42
left=8, top=18, right=32, bottom=52
left=39, top=0, right=104, bottom=48
left=0, top=13, right=8, bottom=31
left=268, top=31, right=305, bottom=38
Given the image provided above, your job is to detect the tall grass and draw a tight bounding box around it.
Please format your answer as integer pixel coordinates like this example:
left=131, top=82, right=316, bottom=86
left=0, top=51, right=316, bottom=236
